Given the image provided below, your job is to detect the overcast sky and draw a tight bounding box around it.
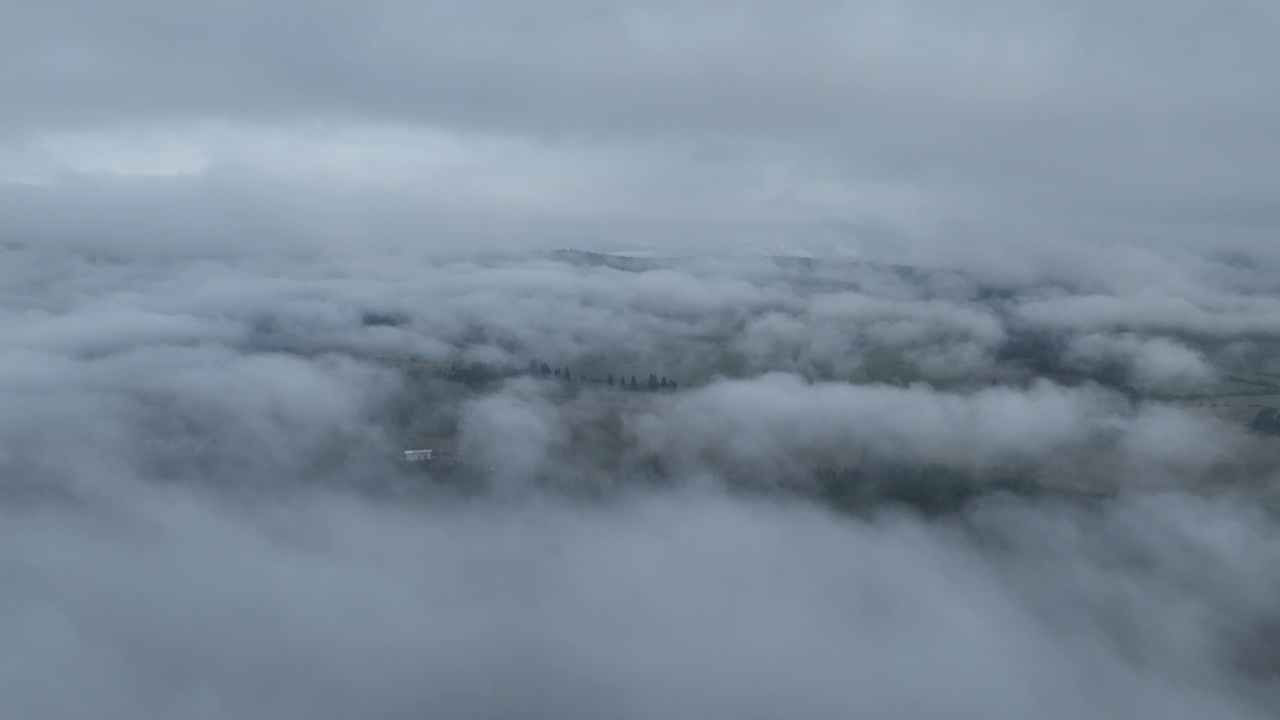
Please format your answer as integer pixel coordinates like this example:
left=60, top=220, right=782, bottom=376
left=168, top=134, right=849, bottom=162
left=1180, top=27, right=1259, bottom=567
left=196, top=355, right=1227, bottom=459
left=2, top=0, right=1277, bottom=263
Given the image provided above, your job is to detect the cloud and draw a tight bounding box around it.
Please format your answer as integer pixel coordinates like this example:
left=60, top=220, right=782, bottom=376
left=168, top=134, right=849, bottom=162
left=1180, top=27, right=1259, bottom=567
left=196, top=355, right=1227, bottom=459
left=0, top=244, right=1277, bottom=717
left=1066, top=333, right=1219, bottom=392
left=3, top=2, right=1280, bottom=715
left=4, top=482, right=1278, bottom=718
left=1015, top=289, right=1280, bottom=337
left=1, top=1, right=1278, bottom=262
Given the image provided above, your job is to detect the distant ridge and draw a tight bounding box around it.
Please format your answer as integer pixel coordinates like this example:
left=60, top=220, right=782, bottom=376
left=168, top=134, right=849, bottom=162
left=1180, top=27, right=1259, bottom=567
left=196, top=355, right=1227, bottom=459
left=548, top=249, right=666, bottom=271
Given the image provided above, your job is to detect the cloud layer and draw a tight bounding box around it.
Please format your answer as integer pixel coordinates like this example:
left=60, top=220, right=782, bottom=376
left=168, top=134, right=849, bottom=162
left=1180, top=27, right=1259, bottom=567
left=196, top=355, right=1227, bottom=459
left=3, top=245, right=1280, bottom=717
left=4, top=1, right=1280, bottom=716
left=3, top=0, right=1279, bottom=261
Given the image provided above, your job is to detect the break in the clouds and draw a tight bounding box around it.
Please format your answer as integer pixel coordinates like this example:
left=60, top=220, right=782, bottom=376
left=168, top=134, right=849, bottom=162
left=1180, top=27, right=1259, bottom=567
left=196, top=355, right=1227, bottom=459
left=2, top=0, right=1279, bottom=262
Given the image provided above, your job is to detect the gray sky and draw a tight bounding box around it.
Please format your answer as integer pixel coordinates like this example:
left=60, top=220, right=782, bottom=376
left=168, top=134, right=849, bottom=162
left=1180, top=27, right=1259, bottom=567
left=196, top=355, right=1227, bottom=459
left=2, top=0, right=1277, bottom=261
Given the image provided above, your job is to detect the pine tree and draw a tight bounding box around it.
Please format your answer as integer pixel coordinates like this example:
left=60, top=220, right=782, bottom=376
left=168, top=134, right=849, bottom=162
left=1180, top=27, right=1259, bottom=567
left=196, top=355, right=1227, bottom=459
left=563, top=367, right=572, bottom=382
left=607, top=374, right=614, bottom=386
left=554, top=368, right=561, bottom=378
left=660, top=377, right=669, bottom=389
left=528, top=360, right=539, bottom=375
left=630, top=375, right=638, bottom=390
left=540, top=362, right=551, bottom=376
left=647, top=373, right=659, bottom=391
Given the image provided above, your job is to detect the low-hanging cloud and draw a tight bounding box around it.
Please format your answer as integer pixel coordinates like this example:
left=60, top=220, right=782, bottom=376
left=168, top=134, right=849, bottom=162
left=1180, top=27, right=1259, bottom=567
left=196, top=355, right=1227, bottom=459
left=1065, top=332, right=1219, bottom=393
left=2, top=244, right=1279, bottom=718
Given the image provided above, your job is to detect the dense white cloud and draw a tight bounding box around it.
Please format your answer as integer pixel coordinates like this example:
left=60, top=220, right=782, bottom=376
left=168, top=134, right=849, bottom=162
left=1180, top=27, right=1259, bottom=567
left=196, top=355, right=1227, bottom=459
left=1065, top=333, right=1219, bottom=392
left=1015, top=289, right=1280, bottom=336
left=4, top=480, right=1278, bottom=718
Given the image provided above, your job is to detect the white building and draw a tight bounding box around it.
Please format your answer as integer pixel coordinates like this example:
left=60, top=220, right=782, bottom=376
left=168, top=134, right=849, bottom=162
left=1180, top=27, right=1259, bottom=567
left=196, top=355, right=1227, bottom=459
left=403, top=449, right=433, bottom=462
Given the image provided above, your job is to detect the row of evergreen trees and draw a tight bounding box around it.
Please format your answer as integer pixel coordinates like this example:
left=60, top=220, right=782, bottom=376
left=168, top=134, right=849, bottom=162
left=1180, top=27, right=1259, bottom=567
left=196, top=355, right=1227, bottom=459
left=526, top=361, right=677, bottom=391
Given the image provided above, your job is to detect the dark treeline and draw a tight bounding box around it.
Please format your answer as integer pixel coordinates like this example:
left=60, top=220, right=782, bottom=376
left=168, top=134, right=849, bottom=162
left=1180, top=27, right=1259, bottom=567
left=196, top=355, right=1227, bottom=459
left=812, top=464, right=1050, bottom=517
left=526, top=360, right=678, bottom=391
left=442, top=361, right=506, bottom=387
left=405, top=359, right=681, bottom=392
